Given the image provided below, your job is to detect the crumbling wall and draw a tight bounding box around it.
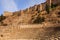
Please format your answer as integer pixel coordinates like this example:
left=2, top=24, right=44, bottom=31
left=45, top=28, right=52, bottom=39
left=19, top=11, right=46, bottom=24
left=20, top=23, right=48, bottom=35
left=3, top=11, right=13, bottom=16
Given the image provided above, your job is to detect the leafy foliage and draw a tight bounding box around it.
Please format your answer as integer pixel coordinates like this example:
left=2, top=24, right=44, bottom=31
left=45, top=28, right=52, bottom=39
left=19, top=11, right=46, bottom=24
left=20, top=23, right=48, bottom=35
left=33, top=17, right=45, bottom=24
left=45, top=4, right=50, bottom=14
left=51, top=3, right=58, bottom=8
left=0, top=14, right=6, bottom=22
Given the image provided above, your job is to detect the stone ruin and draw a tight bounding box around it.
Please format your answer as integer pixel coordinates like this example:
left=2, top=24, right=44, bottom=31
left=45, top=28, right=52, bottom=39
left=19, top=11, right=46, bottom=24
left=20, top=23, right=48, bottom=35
left=3, top=11, right=13, bottom=16
left=3, top=0, right=60, bottom=17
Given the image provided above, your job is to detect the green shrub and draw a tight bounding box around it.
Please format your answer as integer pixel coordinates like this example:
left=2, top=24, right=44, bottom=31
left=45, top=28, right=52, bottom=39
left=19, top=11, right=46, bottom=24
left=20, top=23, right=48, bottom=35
left=45, top=4, right=50, bottom=14
left=51, top=3, right=58, bottom=8
left=0, top=14, right=6, bottom=22
left=33, top=17, right=45, bottom=24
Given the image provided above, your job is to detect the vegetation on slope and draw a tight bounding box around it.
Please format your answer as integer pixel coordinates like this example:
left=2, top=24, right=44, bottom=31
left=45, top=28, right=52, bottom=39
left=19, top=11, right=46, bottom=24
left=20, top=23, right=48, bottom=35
left=0, top=14, right=6, bottom=22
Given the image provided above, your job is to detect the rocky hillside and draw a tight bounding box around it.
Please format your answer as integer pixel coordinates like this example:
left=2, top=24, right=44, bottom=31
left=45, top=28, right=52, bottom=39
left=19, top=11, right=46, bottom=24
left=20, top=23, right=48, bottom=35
left=0, top=0, right=60, bottom=40
left=0, top=1, right=60, bottom=26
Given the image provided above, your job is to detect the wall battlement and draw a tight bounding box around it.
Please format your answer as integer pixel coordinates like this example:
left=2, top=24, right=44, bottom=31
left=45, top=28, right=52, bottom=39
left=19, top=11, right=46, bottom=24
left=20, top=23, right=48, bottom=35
left=3, top=0, right=60, bottom=16
left=47, top=0, right=60, bottom=6
left=3, top=11, right=13, bottom=16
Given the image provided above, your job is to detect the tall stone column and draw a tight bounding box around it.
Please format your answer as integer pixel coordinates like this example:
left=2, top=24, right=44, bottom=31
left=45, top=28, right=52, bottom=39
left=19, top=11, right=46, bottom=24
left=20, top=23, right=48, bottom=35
left=50, top=0, right=52, bottom=7
left=34, top=5, right=37, bottom=11
left=50, top=0, right=52, bottom=11
left=40, top=4, right=43, bottom=11
left=46, top=0, right=52, bottom=12
left=27, top=8, right=29, bottom=12
left=46, top=0, right=52, bottom=6
left=20, top=10, right=24, bottom=15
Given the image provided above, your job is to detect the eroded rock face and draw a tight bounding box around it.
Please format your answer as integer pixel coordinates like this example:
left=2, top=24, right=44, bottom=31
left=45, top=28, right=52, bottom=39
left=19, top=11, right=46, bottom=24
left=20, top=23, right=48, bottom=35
left=2, top=0, right=60, bottom=25
left=47, top=0, right=60, bottom=5
left=0, top=0, right=60, bottom=40
left=2, top=6, right=60, bottom=25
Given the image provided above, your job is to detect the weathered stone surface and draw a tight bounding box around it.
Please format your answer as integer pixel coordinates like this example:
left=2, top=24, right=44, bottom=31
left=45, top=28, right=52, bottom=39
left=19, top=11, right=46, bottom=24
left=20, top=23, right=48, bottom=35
left=3, top=11, right=13, bottom=16
left=0, top=23, right=60, bottom=40
left=0, top=0, right=60, bottom=40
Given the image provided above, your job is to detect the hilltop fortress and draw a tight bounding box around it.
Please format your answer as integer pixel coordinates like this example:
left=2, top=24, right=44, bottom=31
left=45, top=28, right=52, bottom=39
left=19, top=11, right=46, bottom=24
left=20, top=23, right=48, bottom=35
left=0, top=0, right=60, bottom=40
left=3, top=0, right=60, bottom=16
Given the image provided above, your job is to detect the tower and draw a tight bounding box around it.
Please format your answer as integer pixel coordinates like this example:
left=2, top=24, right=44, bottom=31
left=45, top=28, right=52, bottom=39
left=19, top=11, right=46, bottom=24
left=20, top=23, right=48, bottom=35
left=46, top=0, right=60, bottom=6
left=20, top=10, right=24, bottom=15
left=27, top=8, right=29, bottom=12
left=50, top=0, right=51, bottom=6
left=46, top=0, right=51, bottom=6
left=40, top=4, right=43, bottom=11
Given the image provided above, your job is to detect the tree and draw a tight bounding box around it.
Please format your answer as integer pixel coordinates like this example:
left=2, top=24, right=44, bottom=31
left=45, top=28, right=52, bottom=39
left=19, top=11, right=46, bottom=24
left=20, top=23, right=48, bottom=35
left=45, top=4, right=50, bottom=14
left=0, top=14, right=6, bottom=22
left=51, top=3, right=57, bottom=8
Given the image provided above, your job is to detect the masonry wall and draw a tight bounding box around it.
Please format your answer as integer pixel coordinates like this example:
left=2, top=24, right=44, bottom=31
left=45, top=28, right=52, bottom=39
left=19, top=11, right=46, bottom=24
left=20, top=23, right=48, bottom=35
left=3, top=11, right=13, bottom=16
left=46, top=0, right=60, bottom=6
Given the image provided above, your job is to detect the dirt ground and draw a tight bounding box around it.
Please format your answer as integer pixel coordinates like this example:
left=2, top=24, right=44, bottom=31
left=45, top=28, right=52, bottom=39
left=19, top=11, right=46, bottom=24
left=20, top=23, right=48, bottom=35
left=0, top=24, right=60, bottom=40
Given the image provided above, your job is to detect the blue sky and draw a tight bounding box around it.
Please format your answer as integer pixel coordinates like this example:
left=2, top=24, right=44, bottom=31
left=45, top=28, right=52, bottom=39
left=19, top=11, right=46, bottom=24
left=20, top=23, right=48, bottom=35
left=0, top=0, right=46, bottom=15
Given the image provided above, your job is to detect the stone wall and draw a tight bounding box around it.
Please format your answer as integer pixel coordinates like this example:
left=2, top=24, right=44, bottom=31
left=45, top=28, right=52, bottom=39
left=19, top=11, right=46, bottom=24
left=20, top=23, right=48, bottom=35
left=46, top=0, right=60, bottom=6
left=3, top=11, right=13, bottom=16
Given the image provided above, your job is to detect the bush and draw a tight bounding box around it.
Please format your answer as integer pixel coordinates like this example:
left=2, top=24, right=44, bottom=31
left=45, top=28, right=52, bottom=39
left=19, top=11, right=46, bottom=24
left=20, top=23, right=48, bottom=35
left=0, top=22, right=7, bottom=26
left=51, top=3, right=58, bottom=8
left=0, top=14, right=6, bottom=22
left=45, top=4, right=50, bottom=14
left=33, top=17, right=45, bottom=24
